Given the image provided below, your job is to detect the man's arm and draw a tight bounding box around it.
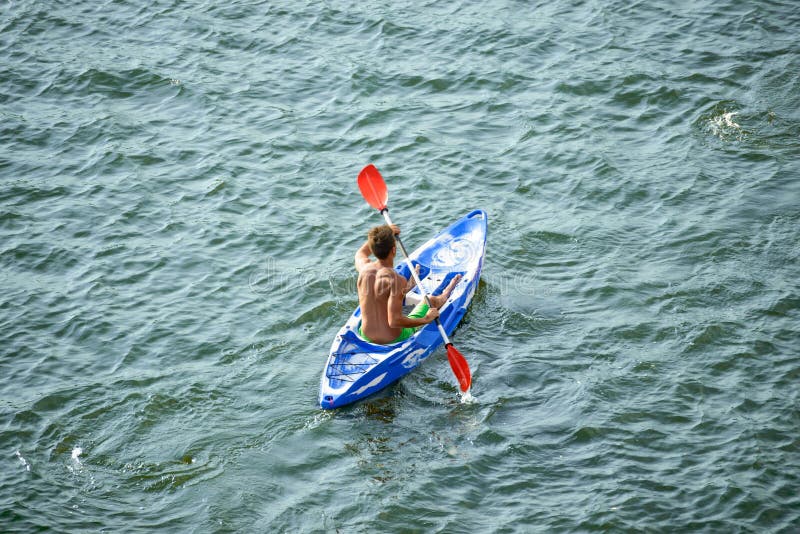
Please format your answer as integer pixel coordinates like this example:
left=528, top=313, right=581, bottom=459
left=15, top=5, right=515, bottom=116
left=387, top=274, right=438, bottom=328
left=355, top=240, right=371, bottom=273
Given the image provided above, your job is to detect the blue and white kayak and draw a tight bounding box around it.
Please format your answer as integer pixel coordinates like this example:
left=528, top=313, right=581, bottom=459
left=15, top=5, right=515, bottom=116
left=319, top=209, right=487, bottom=409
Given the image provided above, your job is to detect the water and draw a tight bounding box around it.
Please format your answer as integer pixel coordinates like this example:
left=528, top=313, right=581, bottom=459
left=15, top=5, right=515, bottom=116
left=1, top=0, right=798, bottom=531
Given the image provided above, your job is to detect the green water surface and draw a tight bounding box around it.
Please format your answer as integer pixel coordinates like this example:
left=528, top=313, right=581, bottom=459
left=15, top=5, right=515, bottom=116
left=1, top=0, right=799, bottom=531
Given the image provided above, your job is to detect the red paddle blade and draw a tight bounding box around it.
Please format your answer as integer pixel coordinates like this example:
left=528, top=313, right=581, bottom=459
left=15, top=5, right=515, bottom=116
left=446, top=344, right=472, bottom=392
left=357, top=164, right=388, bottom=211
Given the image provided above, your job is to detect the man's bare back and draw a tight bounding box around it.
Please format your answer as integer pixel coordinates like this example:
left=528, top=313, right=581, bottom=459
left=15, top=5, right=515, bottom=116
left=357, top=264, right=407, bottom=343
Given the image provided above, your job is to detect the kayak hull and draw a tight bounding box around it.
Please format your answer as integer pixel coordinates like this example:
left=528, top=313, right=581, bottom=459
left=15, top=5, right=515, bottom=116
left=319, top=209, right=487, bottom=409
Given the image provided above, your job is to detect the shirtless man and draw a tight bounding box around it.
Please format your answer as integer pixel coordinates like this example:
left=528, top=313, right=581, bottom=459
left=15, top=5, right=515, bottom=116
left=355, top=224, right=461, bottom=344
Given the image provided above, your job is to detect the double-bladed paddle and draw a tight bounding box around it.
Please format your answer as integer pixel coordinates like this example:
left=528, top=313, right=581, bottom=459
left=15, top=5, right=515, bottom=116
left=357, top=164, right=472, bottom=393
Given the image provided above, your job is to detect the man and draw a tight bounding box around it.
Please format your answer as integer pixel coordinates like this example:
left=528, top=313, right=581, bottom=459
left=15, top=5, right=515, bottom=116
left=355, top=224, right=460, bottom=344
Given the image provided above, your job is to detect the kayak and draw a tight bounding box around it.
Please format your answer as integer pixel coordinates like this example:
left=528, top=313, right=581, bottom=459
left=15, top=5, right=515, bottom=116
left=319, top=209, right=487, bottom=409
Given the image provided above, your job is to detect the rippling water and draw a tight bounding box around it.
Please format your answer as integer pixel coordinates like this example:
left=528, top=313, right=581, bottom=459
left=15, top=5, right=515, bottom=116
left=2, top=0, right=799, bottom=531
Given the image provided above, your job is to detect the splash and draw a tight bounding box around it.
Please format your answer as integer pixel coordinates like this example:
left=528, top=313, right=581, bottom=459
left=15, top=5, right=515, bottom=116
left=713, top=111, right=740, bottom=129
left=460, top=389, right=476, bottom=404
left=15, top=451, right=31, bottom=472
left=67, top=447, right=84, bottom=474
left=707, top=110, right=745, bottom=141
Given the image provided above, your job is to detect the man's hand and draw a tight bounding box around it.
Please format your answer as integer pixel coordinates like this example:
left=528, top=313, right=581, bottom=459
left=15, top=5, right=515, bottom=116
left=390, top=224, right=401, bottom=236
left=424, top=307, right=440, bottom=322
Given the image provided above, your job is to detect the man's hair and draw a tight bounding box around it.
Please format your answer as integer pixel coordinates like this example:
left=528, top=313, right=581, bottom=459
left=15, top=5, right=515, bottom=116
left=368, top=225, right=395, bottom=260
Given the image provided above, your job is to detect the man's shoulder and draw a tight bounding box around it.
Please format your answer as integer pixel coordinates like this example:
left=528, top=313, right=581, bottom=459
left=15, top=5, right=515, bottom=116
left=375, top=266, right=401, bottom=279
left=378, top=268, right=405, bottom=294
left=357, top=262, right=381, bottom=275
left=357, top=264, right=395, bottom=280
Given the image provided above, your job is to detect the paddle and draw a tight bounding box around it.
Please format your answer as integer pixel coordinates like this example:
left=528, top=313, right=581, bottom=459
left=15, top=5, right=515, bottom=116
left=357, top=164, right=472, bottom=393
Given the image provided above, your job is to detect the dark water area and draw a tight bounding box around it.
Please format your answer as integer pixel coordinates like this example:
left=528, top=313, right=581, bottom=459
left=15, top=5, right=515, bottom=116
left=1, top=0, right=799, bottom=531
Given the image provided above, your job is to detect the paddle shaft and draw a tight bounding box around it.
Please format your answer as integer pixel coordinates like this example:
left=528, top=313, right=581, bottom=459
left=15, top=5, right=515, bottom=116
left=381, top=208, right=453, bottom=345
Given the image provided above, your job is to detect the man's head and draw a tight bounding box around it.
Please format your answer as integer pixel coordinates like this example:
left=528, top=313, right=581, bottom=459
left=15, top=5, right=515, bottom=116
left=368, top=225, right=396, bottom=260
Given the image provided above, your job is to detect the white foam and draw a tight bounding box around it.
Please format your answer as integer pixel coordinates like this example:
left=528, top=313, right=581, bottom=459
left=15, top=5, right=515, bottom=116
left=708, top=111, right=743, bottom=140
left=721, top=112, right=740, bottom=128
left=15, top=450, right=31, bottom=472
left=460, top=389, right=475, bottom=404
